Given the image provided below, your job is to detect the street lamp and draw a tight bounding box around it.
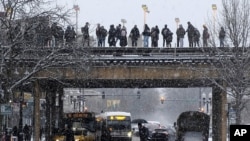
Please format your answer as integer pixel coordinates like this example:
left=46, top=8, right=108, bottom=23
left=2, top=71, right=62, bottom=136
left=121, top=19, right=127, bottom=27
left=175, top=18, right=180, bottom=29
left=160, top=96, right=165, bottom=104
left=142, top=4, right=150, bottom=25
left=73, top=4, right=80, bottom=34
left=212, top=4, right=217, bottom=34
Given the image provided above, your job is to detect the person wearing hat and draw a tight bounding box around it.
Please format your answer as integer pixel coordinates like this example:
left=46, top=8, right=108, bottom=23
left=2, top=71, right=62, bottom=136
left=138, top=123, right=149, bottom=141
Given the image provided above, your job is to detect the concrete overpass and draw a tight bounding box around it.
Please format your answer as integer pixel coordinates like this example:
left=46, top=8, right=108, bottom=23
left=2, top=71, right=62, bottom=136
left=2, top=46, right=244, bottom=141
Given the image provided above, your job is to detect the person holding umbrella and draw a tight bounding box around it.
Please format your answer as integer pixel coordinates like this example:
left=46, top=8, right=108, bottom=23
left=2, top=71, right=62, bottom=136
left=138, top=123, right=149, bottom=141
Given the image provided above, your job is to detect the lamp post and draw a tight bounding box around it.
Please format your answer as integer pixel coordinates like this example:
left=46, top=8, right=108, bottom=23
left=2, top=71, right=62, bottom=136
left=142, top=4, right=150, bottom=25
left=212, top=4, right=217, bottom=34
left=121, top=19, right=127, bottom=27
left=73, top=4, right=80, bottom=33
left=175, top=18, right=180, bottom=29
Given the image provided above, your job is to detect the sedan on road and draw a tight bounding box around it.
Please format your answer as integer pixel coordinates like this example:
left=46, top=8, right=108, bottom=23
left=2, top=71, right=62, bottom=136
left=150, top=128, right=169, bottom=141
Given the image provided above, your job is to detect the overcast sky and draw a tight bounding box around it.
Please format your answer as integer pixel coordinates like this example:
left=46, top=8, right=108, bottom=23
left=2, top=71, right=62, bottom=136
left=57, top=0, right=222, bottom=46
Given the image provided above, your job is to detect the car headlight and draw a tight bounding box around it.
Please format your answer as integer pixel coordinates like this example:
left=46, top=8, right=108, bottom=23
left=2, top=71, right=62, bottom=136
left=127, top=131, right=132, bottom=137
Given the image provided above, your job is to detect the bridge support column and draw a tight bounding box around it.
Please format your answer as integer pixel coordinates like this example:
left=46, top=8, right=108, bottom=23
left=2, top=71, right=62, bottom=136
left=44, top=83, right=63, bottom=141
left=212, top=85, right=227, bottom=141
left=33, top=80, right=41, bottom=141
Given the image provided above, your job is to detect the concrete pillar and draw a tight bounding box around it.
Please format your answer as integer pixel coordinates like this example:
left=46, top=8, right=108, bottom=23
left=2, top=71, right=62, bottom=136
left=33, top=80, right=41, bottom=141
left=212, top=84, right=227, bottom=141
left=45, top=90, right=52, bottom=141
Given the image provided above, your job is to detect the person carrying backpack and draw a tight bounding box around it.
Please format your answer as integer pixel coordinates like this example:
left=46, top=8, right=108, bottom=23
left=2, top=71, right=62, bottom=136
left=166, top=31, right=173, bottom=47
left=161, top=24, right=170, bottom=47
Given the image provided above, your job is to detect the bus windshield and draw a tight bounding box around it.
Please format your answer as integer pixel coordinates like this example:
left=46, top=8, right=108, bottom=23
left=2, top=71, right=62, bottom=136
left=107, top=120, right=131, bottom=130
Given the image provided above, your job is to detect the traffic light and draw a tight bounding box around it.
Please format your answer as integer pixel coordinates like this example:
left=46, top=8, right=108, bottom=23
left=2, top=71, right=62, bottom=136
left=102, top=92, right=105, bottom=99
left=160, top=97, right=165, bottom=104
left=137, top=91, right=141, bottom=99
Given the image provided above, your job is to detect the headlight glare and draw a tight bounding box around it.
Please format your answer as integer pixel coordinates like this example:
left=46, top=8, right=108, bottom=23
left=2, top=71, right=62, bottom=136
left=127, top=131, right=132, bottom=137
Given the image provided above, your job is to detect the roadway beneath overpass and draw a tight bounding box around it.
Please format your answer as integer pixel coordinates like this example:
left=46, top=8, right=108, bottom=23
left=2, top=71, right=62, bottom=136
left=3, top=47, right=234, bottom=141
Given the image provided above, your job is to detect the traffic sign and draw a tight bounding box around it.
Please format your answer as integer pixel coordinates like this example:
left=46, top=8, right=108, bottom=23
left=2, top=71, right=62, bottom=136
left=0, top=104, right=12, bottom=115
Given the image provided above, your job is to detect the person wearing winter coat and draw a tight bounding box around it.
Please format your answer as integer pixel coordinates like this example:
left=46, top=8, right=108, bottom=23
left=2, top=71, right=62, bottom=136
left=193, top=28, right=201, bottom=47
left=81, top=22, right=90, bottom=46
left=64, top=125, right=75, bottom=141
left=142, top=24, right=151, bottom=47
left=186, top=21, right=195, bottom=47
left=151, top=27, right=158, bottom=47
left=202, top=25, right=210, bottom=47
left=115, top=24, right=122, bottom=46
left=119, top=26, right=127, bottom=47
left=99, top=26, right=107, bottom=47
left=129, top=25, right=140, bottom=47
left=96, top=23, right=102, bottom=47
left=23, top=124, right=31, bottom=141
left=108, top=24, right=117, bottom=47
left=161, top=24, right=171, bottom=47
left=176, top=24, right=185, bottom=47
left=138, top=123, right=149, bottom=141
left=219, top=27, right=226, bottom=47
left=65, top=26, right=76, bottom=45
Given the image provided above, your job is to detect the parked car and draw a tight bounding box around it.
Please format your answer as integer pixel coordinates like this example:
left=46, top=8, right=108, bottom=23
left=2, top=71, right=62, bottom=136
left=150, top=128, right=169, bottom=141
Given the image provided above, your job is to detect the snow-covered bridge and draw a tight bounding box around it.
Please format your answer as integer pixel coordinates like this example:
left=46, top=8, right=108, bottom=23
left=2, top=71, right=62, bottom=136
left=1, top=46, right=245, bottom=141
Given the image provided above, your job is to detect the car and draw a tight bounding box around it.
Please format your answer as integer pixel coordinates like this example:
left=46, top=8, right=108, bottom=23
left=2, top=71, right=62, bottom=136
left=162, top=125, right=176, bottom=141
left=145, top=121, right=161, bottom=137
left=150, top=128, right=169, bottom=141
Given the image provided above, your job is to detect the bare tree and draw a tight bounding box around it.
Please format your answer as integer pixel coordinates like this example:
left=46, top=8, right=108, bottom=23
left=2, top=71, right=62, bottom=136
left=0, top=0, right=91, bottom=100
left=0, top=0, right=92, bottom=140
left=209, top=0, right=250, bottom=47
left=203, top=0, right=250, bottom=125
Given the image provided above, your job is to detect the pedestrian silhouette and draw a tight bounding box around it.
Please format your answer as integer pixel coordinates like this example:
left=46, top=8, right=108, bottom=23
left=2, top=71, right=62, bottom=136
left=138, top=123, right=149, bottom=141
left=23, top=124, right=31, bottom=141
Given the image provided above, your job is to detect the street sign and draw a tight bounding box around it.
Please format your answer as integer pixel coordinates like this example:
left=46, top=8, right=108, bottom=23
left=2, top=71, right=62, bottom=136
left=0, top=104, right=12, bottom=115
